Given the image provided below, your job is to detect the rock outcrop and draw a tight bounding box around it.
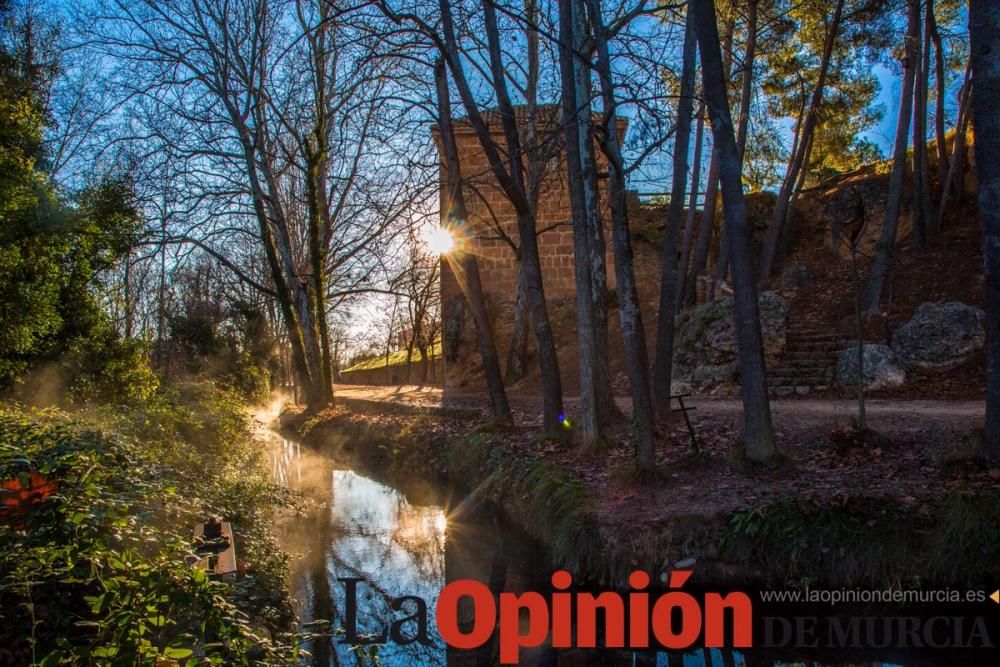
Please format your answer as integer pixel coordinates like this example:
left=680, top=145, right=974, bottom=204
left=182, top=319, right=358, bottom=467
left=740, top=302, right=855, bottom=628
left=674, top=292, right=788, bottom=392
left=836, top=344, right=906, bottom=391
left=891, top=302, right=985, bottom=371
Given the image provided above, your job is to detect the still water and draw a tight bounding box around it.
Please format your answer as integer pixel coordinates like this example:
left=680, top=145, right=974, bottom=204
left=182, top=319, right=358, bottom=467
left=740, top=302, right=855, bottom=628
left=265, top=429, right=905, bottom=667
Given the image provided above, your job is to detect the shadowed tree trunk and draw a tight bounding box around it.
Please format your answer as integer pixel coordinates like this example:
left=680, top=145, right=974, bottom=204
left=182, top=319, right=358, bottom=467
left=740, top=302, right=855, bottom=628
left=970, top=0, right=1000, bottom=462
left=760, top=0, right=846, bottom=280
left=676, top=104, right=705, bottom=305
left=866, top=0, right=920, bottom=313
left=587, top=0, right=655, bottom=472
left=687, top=134, right=720, bottom=306
left=570, top=1, right=618, bottom=431
left=505, top=256, right=530, bottom=383
left=653, top=11, right=697, bottom=418
left=690, top=0, right=778, bottom=462
left=685, top=21, right=734, bottom=307
left=434, top=58, right=512, bottom=426
left=938, top=66, right=972, bottom=222
left=927, top=0, right=948, bottom=185
left=505, top=0, right=542, bottom=385
left=712, top=0, right=759, bottom=291
left=912, top=6, right=936, bottom=246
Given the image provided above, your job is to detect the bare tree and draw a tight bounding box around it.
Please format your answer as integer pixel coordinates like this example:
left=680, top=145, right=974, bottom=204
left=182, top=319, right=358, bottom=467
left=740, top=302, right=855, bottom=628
left=84, top=0, right=426, bottom=409
left=653, top=9, right=697, bottom=419
left=866, top=0, right=920, bottom=313
left=970, top=0, right=1000, bottom=462
left=558, top=0, right=602, bottom=449
left=690, top=0, right=778, bottom=461
left=586, top=0, right=655, bottom=472
left=434, top=57, right=513, bottom=424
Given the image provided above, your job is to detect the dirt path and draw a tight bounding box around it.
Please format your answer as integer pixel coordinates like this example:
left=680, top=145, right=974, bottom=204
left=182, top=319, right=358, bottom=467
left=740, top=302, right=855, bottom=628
left=333, top=383, right=984, bottom=420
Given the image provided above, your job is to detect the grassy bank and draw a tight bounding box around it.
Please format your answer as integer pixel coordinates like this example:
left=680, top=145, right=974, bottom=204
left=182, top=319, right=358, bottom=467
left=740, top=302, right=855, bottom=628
left=0, top=382, right=301, bottom=665
left=289, top=404, right=1000, bottom=590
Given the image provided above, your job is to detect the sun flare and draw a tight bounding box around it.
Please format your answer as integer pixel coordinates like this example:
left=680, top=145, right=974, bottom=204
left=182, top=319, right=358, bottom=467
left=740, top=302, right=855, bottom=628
left=425, top=226, right=455, bottom=255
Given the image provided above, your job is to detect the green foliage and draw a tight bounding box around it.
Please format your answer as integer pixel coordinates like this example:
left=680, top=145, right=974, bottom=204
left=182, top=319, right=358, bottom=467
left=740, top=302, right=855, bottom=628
left=0, top=4, right=146, bottom=397
left=62, top=332, right=159, bottom=405
left=722, top=492, right=1000, bottom=587
left=762, top=0, right=893, bottom=181
left=0, top=383, right=300, bottom=665
left=927, top=491, right=1000, bottom=583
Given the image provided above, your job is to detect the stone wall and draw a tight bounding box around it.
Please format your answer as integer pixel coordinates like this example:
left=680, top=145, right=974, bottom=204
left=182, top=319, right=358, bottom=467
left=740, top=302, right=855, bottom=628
left=436, top=109, right=628, bottom=388
left=439, top=122, right=623, bottom=302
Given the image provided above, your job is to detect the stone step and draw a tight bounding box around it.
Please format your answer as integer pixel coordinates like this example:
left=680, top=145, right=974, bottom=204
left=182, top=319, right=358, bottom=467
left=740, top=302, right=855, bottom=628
left=768, top=374, right=832, bottom=386
left=786, top=341, right=848, bottom=353
left=789, top=332, right=846, bottom=341
left=775, top=359, right=835, bottom=369
left=782, top=351, right=840, bottom=362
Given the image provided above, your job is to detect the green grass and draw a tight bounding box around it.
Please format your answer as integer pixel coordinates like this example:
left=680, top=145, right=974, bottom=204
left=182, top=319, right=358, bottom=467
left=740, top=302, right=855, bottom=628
left=343, top=339, right=441, bottom=373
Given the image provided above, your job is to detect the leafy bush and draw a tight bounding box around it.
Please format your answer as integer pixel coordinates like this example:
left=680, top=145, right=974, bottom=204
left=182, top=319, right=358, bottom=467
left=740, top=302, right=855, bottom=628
left=61, top=333, right=159, bottom=405
left=0, top=384, right=300, bottom=665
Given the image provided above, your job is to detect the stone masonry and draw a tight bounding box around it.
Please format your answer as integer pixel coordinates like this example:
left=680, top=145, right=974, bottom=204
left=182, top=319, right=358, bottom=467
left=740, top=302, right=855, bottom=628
left=436, top=107, right=627, bottom=313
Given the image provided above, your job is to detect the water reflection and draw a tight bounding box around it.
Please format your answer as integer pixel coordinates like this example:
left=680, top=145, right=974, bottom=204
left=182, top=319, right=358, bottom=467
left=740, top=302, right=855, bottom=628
left=268, top=435, right=447, bottom=665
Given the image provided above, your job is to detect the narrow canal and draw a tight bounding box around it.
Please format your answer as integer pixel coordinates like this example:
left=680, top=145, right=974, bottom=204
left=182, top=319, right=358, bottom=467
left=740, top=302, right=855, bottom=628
left=265, top=427, right=545, bottom=666
left=264, top=425, right=904, bottom=667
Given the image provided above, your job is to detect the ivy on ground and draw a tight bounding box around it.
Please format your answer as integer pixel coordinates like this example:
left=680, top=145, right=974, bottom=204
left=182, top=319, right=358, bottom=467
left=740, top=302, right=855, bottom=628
left=0, top=382, right=303, bottom=666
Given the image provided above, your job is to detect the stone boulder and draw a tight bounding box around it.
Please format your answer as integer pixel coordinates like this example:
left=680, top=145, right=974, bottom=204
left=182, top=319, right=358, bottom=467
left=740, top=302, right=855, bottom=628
left=835, top=344, right=906, bottom=391
left=891, top=302, right=985, bottom=371
left=674, top=291, right=788, bottom=392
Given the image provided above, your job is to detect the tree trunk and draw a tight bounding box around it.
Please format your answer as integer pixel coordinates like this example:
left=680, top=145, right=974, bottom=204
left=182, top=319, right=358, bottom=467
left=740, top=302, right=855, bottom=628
left=570, top=1, right=618, bottom=430
left=676, top=105, right=705, bottom=305
left=759, top=0, right=846, bottom=280
left=690, top=0, right=778, bottom=462
left=653, top=11, right=697, bottom=418
left=306, top=12, right=335, bottom=406
left=970, top=0, right=1000, bottom=462
left=686, top=145, right=720, bottom=305
left=912, top=8, right=936, bottom=247
left=866, top=0, right=920, bottom=313
left=559, top=0, right=601, bottom=448
left=685, top=22, right=735, bottom=307
left=588, top=0, right=656, bottom=472
left=506, top=0, right=542, bottom=384
left=443, top=0, right=563, bottom=433
left=434, top=58, right=513, bottom=425
left=928, top=0, right=948, bottom=184
left=711, top=0, right=758, bottom=292
left=504, top=259, right=531, bottom=383
left=938, top=68, right=972, bottom=222
left=778, top=130, right=815, bottom=262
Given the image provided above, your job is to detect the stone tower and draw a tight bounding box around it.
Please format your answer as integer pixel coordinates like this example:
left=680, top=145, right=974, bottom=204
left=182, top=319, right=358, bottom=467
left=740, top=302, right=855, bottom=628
left=435, top=106, right=627, bottom=385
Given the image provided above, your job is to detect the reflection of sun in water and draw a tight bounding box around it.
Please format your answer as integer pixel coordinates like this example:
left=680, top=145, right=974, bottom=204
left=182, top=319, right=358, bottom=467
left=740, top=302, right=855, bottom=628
left=424, top=226, right=454, bottom=255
